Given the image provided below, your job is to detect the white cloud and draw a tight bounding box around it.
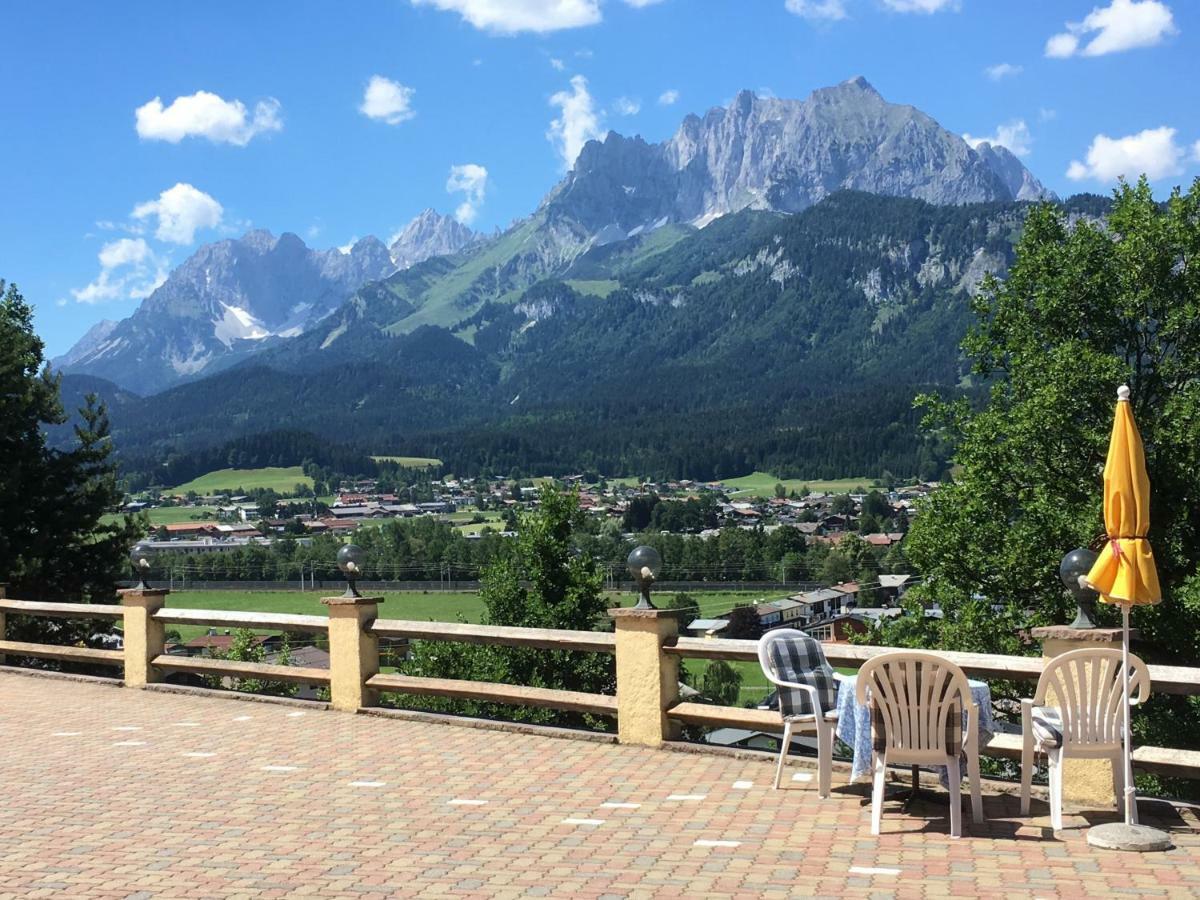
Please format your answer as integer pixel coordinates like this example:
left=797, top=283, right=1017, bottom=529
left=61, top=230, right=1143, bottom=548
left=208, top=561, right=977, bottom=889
left=622, top=0, right=666, bottom=5
left=984, top=62, right=1022, bottom=81
left=658, top=89, right=679, bottom=106
left=338, top=237, right=358, bottom=255
left=613, top=96, right=641, bottom=116
left=550, top=57, right=565, bottom=70
left=131, top=183, right=224, bottom=245
left=1039, top=107, right=1057, bottom=122
left=548, top=75, right=605, bottom=170
left=359, top=76, right=416, bottom=125
left=135, top=91, right=282, bottom=146
left=1193, top=140, right=1200, bottom=162
left=1046, top=0, right=1176, bottom=58
left=784, top=0, right=847, bottom=20
left=881, top=0, right=958, bottom=10
left=446, top=163, right=489, bottom=224
left=963, top=120, right=1033, bottom=157
left=412, top=0, right=601, bottom=34
left=72, top=238, right=168, bottom=305
left=1066, top=127, right=1186, bottom=182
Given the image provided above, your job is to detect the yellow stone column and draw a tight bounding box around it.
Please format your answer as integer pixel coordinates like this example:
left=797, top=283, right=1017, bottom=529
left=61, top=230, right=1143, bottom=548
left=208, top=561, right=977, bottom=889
left=1031, top=625, right=1129, bottom=809
left=609, top=607, right=683, bottom=746
left=120, top=588, right=169, bottom=688
left=322, top=595, right=383, bottom=712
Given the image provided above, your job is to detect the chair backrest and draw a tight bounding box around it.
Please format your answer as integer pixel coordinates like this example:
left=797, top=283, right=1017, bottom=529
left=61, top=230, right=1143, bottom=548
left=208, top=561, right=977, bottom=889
left=757, top=628, right=838, bottom=717
left=856, top=651, right=971, bottom=757
left=1033, top=648, right=1150, bottom=747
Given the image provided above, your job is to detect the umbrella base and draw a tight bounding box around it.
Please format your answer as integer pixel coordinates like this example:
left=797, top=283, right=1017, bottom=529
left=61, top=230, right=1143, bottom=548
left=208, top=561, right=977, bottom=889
left=1086, top=822, right=1173, bottom=852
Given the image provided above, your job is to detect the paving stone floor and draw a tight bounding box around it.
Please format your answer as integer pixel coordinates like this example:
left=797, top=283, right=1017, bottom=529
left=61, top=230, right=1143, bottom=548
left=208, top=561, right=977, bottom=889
left=0, top=671, right=1197, bottom=898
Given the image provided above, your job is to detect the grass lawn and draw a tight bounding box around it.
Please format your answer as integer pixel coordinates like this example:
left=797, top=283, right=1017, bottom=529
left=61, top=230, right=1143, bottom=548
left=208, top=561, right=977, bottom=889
left=720, top=471, right=877, bottom=497
left=161, top=590, right=486, bottom=643
left=101, top=505, right=220, bottom=527
left=370, top=455, right=442, bottom=468
left=170, top=466, right=313, bottom=496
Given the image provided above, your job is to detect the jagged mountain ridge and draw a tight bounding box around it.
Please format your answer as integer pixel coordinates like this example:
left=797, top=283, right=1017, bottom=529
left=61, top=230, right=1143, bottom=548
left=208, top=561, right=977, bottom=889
left=59, top=210, right=481, bottom=394
left=389, top=208, right=481, bottom=269
left=308, top=77, right=1052, bottom=349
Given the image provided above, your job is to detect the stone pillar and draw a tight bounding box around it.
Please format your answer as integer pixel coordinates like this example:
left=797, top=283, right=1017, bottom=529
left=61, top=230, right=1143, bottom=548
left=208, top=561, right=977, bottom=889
left=1031, top=625, right=1130, bottom=808
left=120, top=588, right=169, bottom=688
left=608, top=607, right=683, bottom=747
left=322, top=595, right=383, bottom=712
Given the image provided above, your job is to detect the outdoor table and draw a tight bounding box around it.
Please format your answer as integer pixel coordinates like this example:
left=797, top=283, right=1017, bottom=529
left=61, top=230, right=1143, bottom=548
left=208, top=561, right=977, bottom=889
left=834, top=673, right=994, bottom=788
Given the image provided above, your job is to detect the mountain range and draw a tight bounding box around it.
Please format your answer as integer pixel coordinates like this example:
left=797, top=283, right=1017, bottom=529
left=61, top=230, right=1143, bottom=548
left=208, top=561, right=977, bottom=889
left=55, top=78, right=1073, bottom=481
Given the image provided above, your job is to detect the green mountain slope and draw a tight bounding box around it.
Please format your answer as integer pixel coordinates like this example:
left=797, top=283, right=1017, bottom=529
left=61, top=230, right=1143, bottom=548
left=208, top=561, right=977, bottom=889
left=104, top=192, right=1104, bottom=481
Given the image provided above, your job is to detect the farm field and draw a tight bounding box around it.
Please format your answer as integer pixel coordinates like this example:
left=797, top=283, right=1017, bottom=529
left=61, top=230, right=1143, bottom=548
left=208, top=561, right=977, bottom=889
left=102, top=505, right=220, bottom=527
left=161, top=590, right=487, bottom=643
left=720, top=472, right=877, bottom=497
left=370, top=455, right=442, bottom=467
left=170, top=466, right=313, bottom=495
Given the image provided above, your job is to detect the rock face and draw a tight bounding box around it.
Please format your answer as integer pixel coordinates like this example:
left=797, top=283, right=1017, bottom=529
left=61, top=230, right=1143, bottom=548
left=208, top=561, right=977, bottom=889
left=60, top=231, right=396, bottom=393
left=542, top=77, right=1049, bottom=238
left=51, top=319, right=118, bottom=369
left=971, top=141, right=1056, bottom=202
left=389, top=209, right=480, bottom=269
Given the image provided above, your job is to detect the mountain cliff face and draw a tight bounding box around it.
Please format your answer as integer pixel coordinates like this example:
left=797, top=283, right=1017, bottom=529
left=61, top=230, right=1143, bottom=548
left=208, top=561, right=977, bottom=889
left=60, top=231, right=396, bottom=393
left=389, top=209, right=480, bottom=269
left=542, top=77, right=1053, bottom=237
left=51, top=319, right=118, bottom=368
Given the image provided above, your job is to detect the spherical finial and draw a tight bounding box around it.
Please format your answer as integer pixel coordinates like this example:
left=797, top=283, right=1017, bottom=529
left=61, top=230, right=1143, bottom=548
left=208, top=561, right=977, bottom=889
left=1117, top=384, right=1131, bottom=401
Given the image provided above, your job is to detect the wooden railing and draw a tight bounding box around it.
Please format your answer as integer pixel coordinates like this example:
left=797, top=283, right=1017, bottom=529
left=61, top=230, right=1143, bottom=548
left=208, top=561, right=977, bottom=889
left=2, top=590, right=1200, bottom=782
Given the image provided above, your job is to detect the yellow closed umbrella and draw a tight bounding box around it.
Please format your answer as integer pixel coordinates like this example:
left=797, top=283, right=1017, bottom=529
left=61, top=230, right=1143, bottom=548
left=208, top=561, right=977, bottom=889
left=1085, top=384, right=1161, bottom=826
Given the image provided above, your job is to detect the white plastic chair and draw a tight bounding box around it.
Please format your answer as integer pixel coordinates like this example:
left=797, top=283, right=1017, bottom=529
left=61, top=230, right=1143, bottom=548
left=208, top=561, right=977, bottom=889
left=856, top=651, right=983, bottom=838
left=757, top=628, right=840, bottom=797
left=1019, top=647, right=1150, bottom=830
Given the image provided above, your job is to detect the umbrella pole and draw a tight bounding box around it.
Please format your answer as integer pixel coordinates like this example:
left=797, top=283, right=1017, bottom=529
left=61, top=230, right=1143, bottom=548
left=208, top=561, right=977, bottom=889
left=1121, top=603, right=1137, bottom=825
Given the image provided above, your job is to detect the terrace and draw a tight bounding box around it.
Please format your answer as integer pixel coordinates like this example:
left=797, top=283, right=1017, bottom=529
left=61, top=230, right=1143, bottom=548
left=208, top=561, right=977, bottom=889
left=2, top=588, right=1200, bottom=897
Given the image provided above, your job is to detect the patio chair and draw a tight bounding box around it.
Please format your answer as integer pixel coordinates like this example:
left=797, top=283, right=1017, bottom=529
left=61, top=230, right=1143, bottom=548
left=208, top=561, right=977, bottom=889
left=757, top=628, right=840, bottom=797
left=856, top=651, right=983, bottom=838
left=1019, top=647, right=1150, bottom=831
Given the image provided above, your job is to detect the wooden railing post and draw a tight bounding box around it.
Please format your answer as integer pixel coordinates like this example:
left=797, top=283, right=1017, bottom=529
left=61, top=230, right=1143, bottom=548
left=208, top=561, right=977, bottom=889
left=120, top=588, right=169, bottom=687
left=322, top=595, right=383, bottom=711
left=608, top=607, right=683, bottom=746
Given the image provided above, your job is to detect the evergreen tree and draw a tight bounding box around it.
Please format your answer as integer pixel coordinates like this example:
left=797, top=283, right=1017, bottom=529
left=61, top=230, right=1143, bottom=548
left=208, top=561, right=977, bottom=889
left=0, top=281, right=140, bottom=618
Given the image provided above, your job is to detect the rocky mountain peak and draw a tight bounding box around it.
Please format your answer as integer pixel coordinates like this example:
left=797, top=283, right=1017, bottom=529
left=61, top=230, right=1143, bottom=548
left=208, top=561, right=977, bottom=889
left=389, top=208, right=480, bottom=269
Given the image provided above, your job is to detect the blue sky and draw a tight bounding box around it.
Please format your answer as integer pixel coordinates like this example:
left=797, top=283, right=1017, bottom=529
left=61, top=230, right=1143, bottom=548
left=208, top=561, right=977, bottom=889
left=3, top=0, right=1197, bottom=357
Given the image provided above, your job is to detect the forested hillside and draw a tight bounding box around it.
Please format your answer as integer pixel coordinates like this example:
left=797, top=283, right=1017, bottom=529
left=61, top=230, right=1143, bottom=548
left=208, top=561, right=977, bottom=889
left=95, top=192, right=1107, bottom=483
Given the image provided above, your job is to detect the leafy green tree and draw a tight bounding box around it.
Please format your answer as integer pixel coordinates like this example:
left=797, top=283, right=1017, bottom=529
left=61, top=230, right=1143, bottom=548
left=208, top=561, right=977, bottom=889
left=204, top=628, right=298, bottom=698
left=665, top=591, right=700, bottom=623
left=700, top=660, right=743, bottom=707
left=0, top=281, right=140, bottom=617
left=830, top=494, right=855, bottom=515
left=400, top=486, right=615, bottom=727
left=884, top=179, right=1200, bottom=794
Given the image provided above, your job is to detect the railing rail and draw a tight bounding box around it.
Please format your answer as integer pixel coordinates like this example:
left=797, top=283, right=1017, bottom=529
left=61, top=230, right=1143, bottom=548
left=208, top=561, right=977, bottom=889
left=3, top=593, right=1200, bottom=785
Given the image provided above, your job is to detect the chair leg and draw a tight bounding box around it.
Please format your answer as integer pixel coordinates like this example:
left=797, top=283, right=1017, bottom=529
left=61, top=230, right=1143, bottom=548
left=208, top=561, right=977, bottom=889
left=1111, top=752, right=1125, bottom=811
left=1047, top=749, right=1063, bottom=832
left=773, top=721, right=793, bottom=789
left=967, top=750, right=983, bottom=824
left=817, top=720, right=833, bottom=799
left=946, top=756, right=962, bottom=839
left=871, top=753, right=886, bottom=836
left=1020, top=736, right=1034, bottom=816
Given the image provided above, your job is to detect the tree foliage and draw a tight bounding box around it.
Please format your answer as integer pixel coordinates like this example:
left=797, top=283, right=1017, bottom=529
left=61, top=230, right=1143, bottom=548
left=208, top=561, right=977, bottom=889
left=397, top=485, right=615, bottom=727
left=882, top=179, right=1200, bottom=793
left=0, top=281, right=140, bottom=622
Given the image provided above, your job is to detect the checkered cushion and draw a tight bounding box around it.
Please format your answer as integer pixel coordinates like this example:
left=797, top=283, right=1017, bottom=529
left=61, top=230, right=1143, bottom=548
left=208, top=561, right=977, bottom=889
left=1030, top=706, right=1063, bottom=749
left=766, top=633, right=838, bottom=718
left=869, top=678, right=963, bottom=756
